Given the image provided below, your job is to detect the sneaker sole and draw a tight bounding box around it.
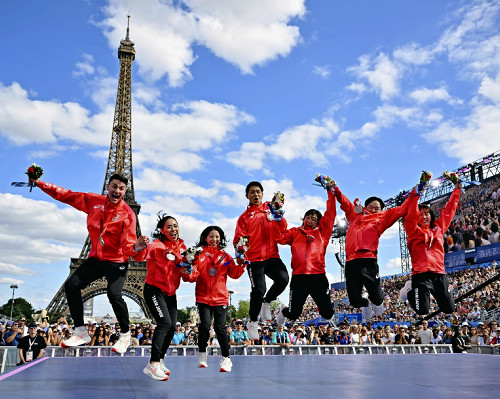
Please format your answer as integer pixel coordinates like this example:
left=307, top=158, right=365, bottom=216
left=60, top=340, right=89, bottom=349
left=220, top=368, right=231, bottom=372
left=198, top=364, right=208, bottom=368
left=143, top=368, right=169, bottom=381
left=111, top=347, right=128, bottom=354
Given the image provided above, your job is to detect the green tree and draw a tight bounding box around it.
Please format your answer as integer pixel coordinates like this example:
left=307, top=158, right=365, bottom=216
left=0, top=297, right=35, bottom=321
left=226, top=305, right=236, bottom=323
left=235, top=300, right=250, bottom=319
left=177, top=306, right=197, bottom=325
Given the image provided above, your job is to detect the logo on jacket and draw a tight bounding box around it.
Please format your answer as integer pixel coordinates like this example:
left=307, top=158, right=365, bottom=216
left=112, top=214, right=120, bottom=222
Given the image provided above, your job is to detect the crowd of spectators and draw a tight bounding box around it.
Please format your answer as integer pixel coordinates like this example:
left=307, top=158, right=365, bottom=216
left=2, top=308, right=499, bottom=351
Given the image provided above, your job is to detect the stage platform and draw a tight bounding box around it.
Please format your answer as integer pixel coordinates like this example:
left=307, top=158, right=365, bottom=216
left=1, top=354, right=498, bottom=398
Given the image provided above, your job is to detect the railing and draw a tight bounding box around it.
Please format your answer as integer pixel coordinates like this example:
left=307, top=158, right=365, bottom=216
left=4, top=343, right=488, bottom=374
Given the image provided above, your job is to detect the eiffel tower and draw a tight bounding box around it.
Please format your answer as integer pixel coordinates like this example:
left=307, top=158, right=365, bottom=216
left=46, top=17, right=152, bottom=320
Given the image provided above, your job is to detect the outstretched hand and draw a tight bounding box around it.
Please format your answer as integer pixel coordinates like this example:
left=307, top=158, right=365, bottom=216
left=134, top=235, right=150, bottom=252
left=326, top=180, right=336, bottom=190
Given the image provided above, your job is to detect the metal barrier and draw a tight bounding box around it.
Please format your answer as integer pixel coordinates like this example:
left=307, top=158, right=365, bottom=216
left=3, top=344, right=497, bottom=374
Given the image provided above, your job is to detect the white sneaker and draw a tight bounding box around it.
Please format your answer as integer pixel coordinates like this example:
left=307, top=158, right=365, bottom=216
left=361, top=305, right=373, bottom=322
left=61, top=326, right=91, bottom=348
left=143, top=362, right=169, bottom=381
left=260, top=302, right=272, bottom=321
left=159, top=358, right=171, bottom=375
left=220, top=357, right=232, bottom=372
left=198, top=352, right=208, bottom=368
left=247, top=321, right=259, bottom=340
left=372, top=302, right=384, bottom=316
left=399, top=280, right=412, bottom=302
left=112, top=330, right=131, bottom=354
left=275, top=304, right=286, bottom=326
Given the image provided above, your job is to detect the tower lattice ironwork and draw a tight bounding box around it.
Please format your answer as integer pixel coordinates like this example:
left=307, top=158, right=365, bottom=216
left=46, top=17, right=152, bottom=320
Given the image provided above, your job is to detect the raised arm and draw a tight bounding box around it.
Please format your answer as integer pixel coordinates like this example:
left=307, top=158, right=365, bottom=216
left=403, top=190, right=421, bottom=236
left=36, top=180, right=94, bottom=213
left=377, top=192, right=414, bottom=233
left=319, top=189, right=337, bottom=241
left=333, top=185, right=355, bottom=222
left=435, top=184, right=462, bottom=232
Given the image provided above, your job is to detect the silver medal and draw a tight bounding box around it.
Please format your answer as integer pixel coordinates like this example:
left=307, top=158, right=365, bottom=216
left=208, top=267, right=217, bottom=276
left=166, top=253, right=176, bottom=261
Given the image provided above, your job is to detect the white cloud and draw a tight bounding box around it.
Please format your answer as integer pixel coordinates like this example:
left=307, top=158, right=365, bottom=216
left=348, top=53, right=402, bottom=100
left=0, top=278, right=25, bottom=285
left=393, top=42, right=433, bottom=65
left=424, top=102, right=500, bottom=164
left=73, top=53, right=96, bottom=77
left=346, top=82, right=367, bottom=94
left=479, top=72, right=500, bottom=102
left=227, top=118, right=340, bottom=172
left=312, top=65, right=331, bottom=78
left=382, top=257, right=403, bottom=272
left=100, top=0, right=306, bottom=86
left=0, top=193, right=87, bottom=265
left=0, top=262, right=34, bottom=276
left=132, top=100, right=254, bottom=172
left=409, top=87, right=453, bottom=104
left=0, top=82, right=105, bottom=146
left=0, top=79, right=254, bottom=172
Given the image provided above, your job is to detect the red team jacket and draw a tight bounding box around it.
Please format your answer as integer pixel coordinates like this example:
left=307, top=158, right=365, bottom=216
left=275, top=190, right=336, bottom=275
left=334, top=187, right=411, bottom=262
left=404, top=188, right=461, bottom=275
left=191, top=246, right=245, bottom=306
left=144, top=238, right=195, bottom=296
left=38, top=181, right=139, bottom=263
left=234, top=202, right=287, bottom=262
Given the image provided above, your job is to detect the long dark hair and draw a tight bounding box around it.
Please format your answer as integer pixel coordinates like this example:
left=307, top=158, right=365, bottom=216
left=195, top=226, right=228, bottom=249
left=151, top=211, right=178, bottom=241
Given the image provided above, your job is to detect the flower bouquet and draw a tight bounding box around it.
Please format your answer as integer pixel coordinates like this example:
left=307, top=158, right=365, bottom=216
left=11, top=163, right=44, bottom=192
left=442, top=170, right=460, bottom=185
left=267, top=191, right=285, bottom=221
left=234, top=236, right=250, bottom=265
left=314, top=173, right=336, bottom=192
left=417, top=170, right=433, bottom=194
left=178, top=246, right=202, bottom=274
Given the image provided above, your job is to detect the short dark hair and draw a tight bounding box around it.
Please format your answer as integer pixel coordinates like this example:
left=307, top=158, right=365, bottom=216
left=364, top=196, right=384, bottom=210
left=302, top=209, right=323, bottom=224
left=245, top=181, right=263, bottom=195
left=195, top=226, right=228, bottom=249
left=108, top=173, right=128, bottom=185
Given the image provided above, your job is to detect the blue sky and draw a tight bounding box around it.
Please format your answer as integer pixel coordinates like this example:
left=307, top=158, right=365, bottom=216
left=1, top=0, right=500, bottom=317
